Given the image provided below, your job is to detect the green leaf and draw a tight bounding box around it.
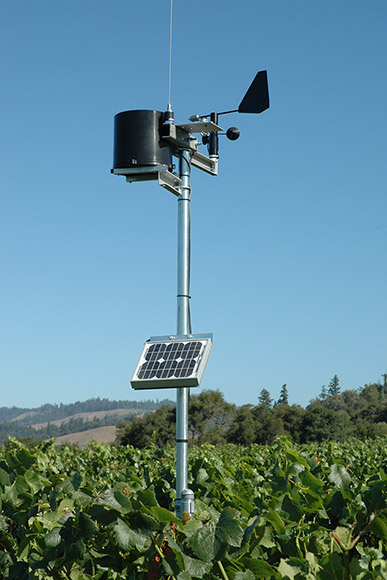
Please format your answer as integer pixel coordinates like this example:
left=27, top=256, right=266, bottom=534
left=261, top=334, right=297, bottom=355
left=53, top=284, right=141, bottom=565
left=178, top=518, right=203, bottom=538
left=196, top=468, right=209, bottom=485
left=190, top=522, right=220, bottom=562
left=162, top=556, right=181, bottom=576
left=0, top=467, right=10, bottom=487
left=112, top=487, right=132, bottom=512
left=24, top=469, right=44, bottom=494
left=159, top=535, right=183, bottom=555
left=349, top=557, right=368, bottom=578
left=331, top=526, right=352, bottom=549
left=364, top=480, right=387, bottom=512
left=72, top=472, right=82, bottom=491
left=242, top=516, right=260, bottom=543
left=64, top=539, right=86, bottom=560
left=299, top=469, right=323, bottom=493
left=319, top=553, right=346, bottom=579
left=137, top=488, right=158, bottom=507
left=182, top=553, right=211, bottom=577
left=370, top=511, right=387, bottom=540
left=42, top=497, right=74, bottom=526
left=0, top=551, right=12, bottom=570
left=17, top=448, right=36, bottom=470
left=216, top=507, right=244, bottom=547
left=0, top=515, right=9, bottom=533
left=265, top=508, right=286, bottom=535
left=14, top=474, right=30, bottom=496
left=371, top=559, right=387, bottom=576
left=149, top=506, right=176, bottom=523
left=328, top=464, right=351, bottom=489
left=89, top=504, right=120, bottom=525
left=177, top=572, right=192, bottom=580
left=113, top=518, right=148, bottom=551
left=8, top=561, right=30, bottom=580
left=242, top=557, right=279, bottom=578
left=258, top=525, right=276, bottom=549
left=127, top=510, right=159, bottom=533
left=326, top=490, right=345, bottom=520
left=278, top=558, right=302, bottom=579
left=284, top=448, right=308, bottom=468
left=235, top=571, right=255, bottom=580
left=45, top=527, right=62, bottom=548
left=16, top=537, right=30, bottom=560
left=78, top=511, right=98, bottom=540
left=58, top=498, right=75, bottom=513
left=98, top=489, right=124, bottom=511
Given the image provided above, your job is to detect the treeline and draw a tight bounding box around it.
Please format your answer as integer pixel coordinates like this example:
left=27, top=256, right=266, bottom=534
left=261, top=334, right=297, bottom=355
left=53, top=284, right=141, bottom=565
left=36, top=414, right=135, bottom=438
left=116, top=376, right=387, bottom=447
left=0, top=415, right=129, bottom=446
left=0, top=422, right=37, bottom=444
left=0, top=397, right=174, bottom=426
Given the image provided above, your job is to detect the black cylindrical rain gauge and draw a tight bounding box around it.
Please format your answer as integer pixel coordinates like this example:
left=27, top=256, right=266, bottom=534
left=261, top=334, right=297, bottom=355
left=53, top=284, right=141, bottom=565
left=113, top=110, right=172, bottom=170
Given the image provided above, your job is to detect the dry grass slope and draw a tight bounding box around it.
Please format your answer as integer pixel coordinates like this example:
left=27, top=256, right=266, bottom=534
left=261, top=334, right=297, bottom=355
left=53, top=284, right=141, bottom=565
left=52, top=426, right=117, bottom=447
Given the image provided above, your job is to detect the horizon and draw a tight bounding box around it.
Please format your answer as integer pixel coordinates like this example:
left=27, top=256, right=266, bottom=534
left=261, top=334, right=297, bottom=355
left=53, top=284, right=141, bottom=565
left=1, top=374, right=384, bottom=413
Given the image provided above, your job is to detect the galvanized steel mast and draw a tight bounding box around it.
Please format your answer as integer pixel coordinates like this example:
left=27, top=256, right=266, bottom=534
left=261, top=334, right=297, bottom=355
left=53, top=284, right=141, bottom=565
left=175, top=148, right=194, bottom=519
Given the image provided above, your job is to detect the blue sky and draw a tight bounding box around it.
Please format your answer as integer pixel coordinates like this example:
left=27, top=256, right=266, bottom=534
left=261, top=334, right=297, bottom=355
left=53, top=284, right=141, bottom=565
left=1, top=1, right=386, bottom=409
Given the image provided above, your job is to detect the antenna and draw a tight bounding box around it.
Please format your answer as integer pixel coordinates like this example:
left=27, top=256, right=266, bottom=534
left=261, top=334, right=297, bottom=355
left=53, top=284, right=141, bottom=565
left=167, top=0, right=173, bottom=112
left=111, top=68, right=270, bottom=519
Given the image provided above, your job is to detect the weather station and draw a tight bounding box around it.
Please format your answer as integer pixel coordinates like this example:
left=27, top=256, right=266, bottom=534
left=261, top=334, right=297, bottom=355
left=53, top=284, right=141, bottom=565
left=111, top=3, right=269, bottom=519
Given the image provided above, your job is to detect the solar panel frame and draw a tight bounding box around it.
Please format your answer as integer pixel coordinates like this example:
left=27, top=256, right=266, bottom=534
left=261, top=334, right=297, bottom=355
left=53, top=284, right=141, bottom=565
left=130, top=334, right=213, bottom=390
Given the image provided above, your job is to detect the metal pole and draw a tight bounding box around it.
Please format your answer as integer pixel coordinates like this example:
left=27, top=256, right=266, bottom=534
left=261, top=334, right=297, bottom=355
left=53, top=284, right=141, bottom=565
left=175, top=148, right=194, bottom=519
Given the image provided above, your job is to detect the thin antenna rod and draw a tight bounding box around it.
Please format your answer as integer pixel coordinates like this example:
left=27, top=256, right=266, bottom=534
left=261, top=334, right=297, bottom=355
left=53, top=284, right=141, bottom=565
left=168, top=0, right=173, bottom=110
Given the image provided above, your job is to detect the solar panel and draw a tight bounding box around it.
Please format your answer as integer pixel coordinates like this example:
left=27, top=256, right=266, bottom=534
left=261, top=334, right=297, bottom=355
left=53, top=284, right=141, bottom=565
left=131, top=335, right=213, bottom=390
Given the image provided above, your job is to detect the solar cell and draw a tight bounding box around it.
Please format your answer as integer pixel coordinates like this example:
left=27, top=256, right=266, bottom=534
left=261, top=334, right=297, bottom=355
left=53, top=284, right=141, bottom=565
left=131, top=335, right=213, bottom=389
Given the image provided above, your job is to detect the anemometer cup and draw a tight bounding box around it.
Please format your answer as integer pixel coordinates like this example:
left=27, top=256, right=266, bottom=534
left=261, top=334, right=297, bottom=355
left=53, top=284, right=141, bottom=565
left=226, top=127, right=240, bottom=141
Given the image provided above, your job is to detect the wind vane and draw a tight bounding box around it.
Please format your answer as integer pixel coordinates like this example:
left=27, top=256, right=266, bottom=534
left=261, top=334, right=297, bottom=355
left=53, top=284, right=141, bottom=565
left=111, top=45, right=269, bottom=517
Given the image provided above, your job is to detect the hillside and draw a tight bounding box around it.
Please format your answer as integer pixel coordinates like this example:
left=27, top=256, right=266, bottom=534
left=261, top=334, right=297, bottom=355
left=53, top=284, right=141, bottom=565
left=53, top=426, right=117, bottom=447
left=30, top=408, right=144, bottom=430
left=0, top=397, right=174, bottom=445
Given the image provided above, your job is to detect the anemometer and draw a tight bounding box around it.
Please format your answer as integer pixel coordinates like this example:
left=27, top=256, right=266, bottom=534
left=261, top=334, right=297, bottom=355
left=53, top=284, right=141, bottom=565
left=111, top=4, right=270, bottom=518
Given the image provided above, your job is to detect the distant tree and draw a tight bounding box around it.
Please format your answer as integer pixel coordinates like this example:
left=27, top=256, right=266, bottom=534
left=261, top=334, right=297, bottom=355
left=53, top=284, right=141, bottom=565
left=272, top=404, right=306, bottom=444
left=189, top=390, right=235, bottom=445
left=320, top=385, right=328, bottom=400
left=323, top=395, right=347, bottom=413
left=306, top=397, right=323, bottom=410
left=117, top=390, right=235, bottom=448
left=339, top=389, right=364, bottom=414
left=274, top=384, right=289, bottom=406
left=227, top=405, right=255, bottom=445
left=258, top=388, right=273, bottom=408
left=116, top=416, right=152, bottom=448
left=253, top=405, right=284, bottom=444
left=301, top=406, right=353, bottom=443
left=328, top=375, right=340, bottom=397
left=117, top=405, right=175, bottom=448
left=360, top=383, right=387, bottom=406
left=352, top=402, right=380, bottom=425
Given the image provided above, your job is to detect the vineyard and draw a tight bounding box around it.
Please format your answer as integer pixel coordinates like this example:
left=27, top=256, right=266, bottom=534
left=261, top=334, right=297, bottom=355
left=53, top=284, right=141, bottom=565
left=1, top=437, right=387, bottom=579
